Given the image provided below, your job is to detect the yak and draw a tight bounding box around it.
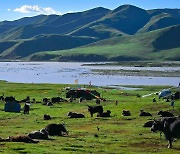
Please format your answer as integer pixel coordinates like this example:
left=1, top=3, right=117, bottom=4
left=122, top=110, right=131, bottom=116
left=0, top=135, right=39, bottom=143
left=139, top=110, right=152, bottom=116
left=143, top=120, right=154, bottom=127
left=45, top=123, right=68, bottom=136
left=88, top=105, right=103, bottom=117
left=44, top=114, right=51, bottom=120
left=157, top=111, right=174, bottom=117
left=23, top=103, right=30, bottom=114
left=51, top=97, right=64, bottom=103
left=67, top=112, right=85, bottom=118
left=28, top=128, right=49, bottom=140
left=151, top=117, right=180, bottom=148
left=97, top=110, right=111, bottom=117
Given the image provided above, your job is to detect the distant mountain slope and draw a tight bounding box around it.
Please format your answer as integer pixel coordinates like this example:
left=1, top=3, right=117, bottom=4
left=0, top=5, right=180, bottom=41
left=137, top=13, right=180, bottom=33
left=0, top=15, right=57, bottom=34
left=0, top=34, right=97, bottom=59
left=0, top=7, right=110, bottom=40
left=147, top=8, right=180, bottom=18
left=27, top=25, right=180, bottom=61
left=69, top=5, right=150, bottom=39
left=45, top=7, right=110, bottom=27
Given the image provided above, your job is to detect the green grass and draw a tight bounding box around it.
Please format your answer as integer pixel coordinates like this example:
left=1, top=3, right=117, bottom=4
left=0, top=81, right=179, bottom=153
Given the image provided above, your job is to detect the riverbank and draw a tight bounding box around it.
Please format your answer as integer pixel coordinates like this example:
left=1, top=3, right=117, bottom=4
left=83, top=61, right=180, bottom=67
left=91, top=69, right=180, bottom=77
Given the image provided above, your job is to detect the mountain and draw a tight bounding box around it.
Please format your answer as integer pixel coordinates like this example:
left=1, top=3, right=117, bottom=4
left=27, top=25, right=180, bottom=61
left=0, top=5, right=180, bottom=61
left=70, top=4, right=150, bottom=38
left=68, top=5, right=180, bottom=39
left=0, top=7, right=110, bottom=40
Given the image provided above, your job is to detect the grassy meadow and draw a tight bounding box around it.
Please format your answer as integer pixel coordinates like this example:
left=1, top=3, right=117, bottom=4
left=0, top=81, right=179, bottom=154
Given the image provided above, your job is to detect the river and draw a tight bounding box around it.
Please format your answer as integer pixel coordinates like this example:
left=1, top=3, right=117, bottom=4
left=0, top=62, right=179, bottom=87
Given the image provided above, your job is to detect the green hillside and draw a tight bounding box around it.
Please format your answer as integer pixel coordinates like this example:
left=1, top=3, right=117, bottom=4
left=27, top=25, right=180, bottom=61
left=0, top=34, right=97, bottom=59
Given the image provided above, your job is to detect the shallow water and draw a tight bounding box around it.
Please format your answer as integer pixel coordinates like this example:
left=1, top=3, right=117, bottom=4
left=0, top=62, right=179, bottom=86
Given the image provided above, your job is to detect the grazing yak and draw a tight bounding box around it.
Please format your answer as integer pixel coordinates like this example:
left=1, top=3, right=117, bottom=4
left=122, top=110, right=131, bottom=116
left=67, top=112, right=85, bottom=118
left=157, top=111, right=174, bottom=117
left=44, top=114, right=51, bottom=120
left=28, top=128, right=49, bottom=139
left=88, top=105, right=103, bottom=117
left=139, top=110, right=152, bottom=116
left=45, top=123, right=68, bottom=136
left=151, top=117, right=180, bottom=148
left=97, top=110, right=111, bottom=117
left=0, top=135, right=39, bottom=143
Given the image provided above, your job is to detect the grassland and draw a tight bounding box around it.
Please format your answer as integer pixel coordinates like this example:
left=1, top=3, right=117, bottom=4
left=0, top=81, right=179, bottom=154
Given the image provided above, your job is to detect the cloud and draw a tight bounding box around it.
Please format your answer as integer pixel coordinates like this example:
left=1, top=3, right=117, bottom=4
left=14, top=5, right=61, bottom=15
left=7, top=9, right=11, bottom=11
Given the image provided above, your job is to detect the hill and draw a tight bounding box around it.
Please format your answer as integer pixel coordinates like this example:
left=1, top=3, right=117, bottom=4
left=27, top=25, right=180, bottom=61
left=0, top=34, right=97, bottom=59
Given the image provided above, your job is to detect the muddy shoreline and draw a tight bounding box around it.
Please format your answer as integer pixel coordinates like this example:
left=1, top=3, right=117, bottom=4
left=91, top=69, right=180, bottom=77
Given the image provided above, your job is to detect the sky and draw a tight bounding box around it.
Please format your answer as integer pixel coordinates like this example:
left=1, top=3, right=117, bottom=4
left=1, top=0, right=180, bottom=21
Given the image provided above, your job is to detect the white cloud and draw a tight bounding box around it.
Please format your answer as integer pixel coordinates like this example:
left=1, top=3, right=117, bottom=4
left=14, top=5, right=61, bottom=15
left=7, top=9, right=11, bottom=11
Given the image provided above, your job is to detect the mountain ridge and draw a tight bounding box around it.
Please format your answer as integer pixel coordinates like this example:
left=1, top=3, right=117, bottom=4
left=0, top=5, right=179, bottom=61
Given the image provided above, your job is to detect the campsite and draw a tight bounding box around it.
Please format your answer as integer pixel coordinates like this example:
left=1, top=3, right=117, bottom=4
left=0, top=81, right=179, bottom=153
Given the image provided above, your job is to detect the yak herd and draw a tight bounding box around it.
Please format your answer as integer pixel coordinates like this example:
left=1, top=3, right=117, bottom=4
left=0, top=94, right=179, bottom=149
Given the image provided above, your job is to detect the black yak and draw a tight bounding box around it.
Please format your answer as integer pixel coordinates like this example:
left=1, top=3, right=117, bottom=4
left=157, top=111, right=174, bottom=117
left=44, top=114, right=51, bottom=120
left=139, top=110, right=152, bottom=116
left=143, top=120, right=154, bottom=127
left=88, top=105, right=103, bottom=117
left=97, top=110, right=111, bottom=117
left=151, top=117, right=180, bottom=148
left=122, top=110, right=131, bottom=116
left=45, top=123, right=68, bottom=136
left=23, top=103, right=30, bottom=114
left=67, top=112, right=85, bottom=118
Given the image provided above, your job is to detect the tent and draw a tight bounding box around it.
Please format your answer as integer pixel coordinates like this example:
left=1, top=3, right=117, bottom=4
left=66, top=89, right=100, bottom=100
left=4, top=101, right=21, bottom=113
